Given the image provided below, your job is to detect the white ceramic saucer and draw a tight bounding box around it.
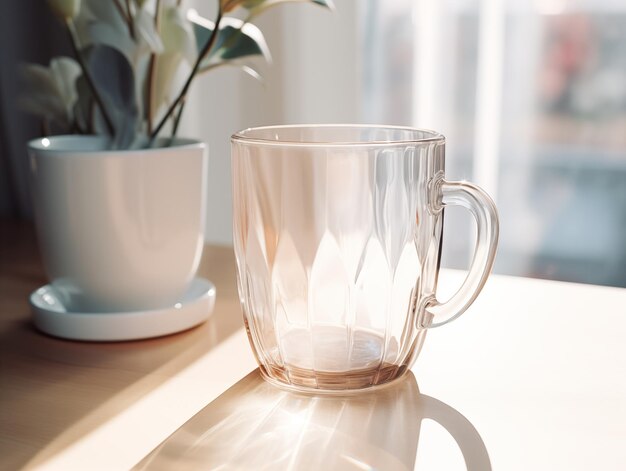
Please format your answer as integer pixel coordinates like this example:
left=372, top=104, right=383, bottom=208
left=30, top=277, right=216, bottom=342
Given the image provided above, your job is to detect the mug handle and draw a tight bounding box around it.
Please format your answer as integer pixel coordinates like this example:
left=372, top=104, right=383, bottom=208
left=419, top=177, right=500, bottom=328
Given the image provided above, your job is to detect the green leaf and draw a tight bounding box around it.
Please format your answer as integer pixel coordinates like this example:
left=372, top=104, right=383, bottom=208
left=134, top=8, right=164, bottom=54
left=18, top=57, right=81, bottom=131
left=74, top=1, right=162, bottom=70
left=80, top=0, right=128, bottom=33
left=151, top=52, right=185, bottom=122
left=83, top=44, right=139, bottom=149
left=188, top=10, right=270, bottom=70
left=214, top=21, right=268, bottom=61
left=19, top=64, right=68, bottom=124
left=237, top=65, right=263, bottom=82
left=49, top=57, right=82, bottom=111
left=162, top=6, right=197, bottom=64
left=77, top=22, right=136, bottom=64
left=200, top=62, right=264, bottom=83
left=250, top=0, right=334, bottom=19
left=46, top=0, right=81, bottom=20
left=222, top=0, right=334, bottom=16
left=249, top=0, right=334, bottom=9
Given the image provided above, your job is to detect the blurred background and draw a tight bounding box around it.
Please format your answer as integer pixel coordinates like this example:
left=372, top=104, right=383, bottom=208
left=1, top=0, right=625, bottom=287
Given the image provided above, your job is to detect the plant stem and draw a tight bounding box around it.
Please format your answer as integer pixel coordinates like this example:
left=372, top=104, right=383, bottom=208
left=112, top=0, right=128, bottom=20
left=149, top=7, right=223, bottom=141
left=146, top=55, right=156, bottom=134
left=154, top=0, right=162, bottom=28
left=112, top=0, right=133, bottom=38
left=170, top=97, right=186, bottom=139
left=146, top=0, right=161, bottom=134
left=66, top=19, right=115, bottom=136
left=125, top=0, right=136, bottom=39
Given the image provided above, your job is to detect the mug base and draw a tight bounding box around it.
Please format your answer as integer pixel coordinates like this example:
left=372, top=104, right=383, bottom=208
left=258, top=363, right=411, bottom=396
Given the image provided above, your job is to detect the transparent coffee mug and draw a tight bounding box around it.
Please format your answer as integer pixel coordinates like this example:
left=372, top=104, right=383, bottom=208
left=231, top=125, right=499, bottom=393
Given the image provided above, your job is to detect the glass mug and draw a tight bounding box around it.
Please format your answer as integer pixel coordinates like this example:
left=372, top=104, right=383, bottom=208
left=231, top=125, right=499, bottom=392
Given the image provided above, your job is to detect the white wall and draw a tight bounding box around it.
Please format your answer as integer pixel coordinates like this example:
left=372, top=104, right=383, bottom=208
left=182, top=1, right=360, bottom=245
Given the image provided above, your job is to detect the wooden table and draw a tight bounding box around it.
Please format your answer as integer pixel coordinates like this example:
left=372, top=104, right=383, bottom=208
left=0, top=220, right=255, bottom=470
left=2, top=220, right=626, bottom=470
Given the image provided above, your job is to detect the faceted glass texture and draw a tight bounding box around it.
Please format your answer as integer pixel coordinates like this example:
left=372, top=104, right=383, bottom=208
left=232, top=125, right=498, bottom=392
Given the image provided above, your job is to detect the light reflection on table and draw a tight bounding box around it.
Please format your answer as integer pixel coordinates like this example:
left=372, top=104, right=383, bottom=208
left=135, top=370, right=490, bottom=471
left=4, top=221, right=626, bottom=470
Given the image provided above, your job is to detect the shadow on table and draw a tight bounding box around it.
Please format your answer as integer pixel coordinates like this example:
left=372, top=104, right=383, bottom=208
left=0, top=221, right=242, bottom=470
left=135, top=370, right=491, bottom=471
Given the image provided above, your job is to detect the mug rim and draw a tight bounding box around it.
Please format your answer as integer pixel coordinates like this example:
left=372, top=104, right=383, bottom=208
left=231, top=124, right=445, bottom=147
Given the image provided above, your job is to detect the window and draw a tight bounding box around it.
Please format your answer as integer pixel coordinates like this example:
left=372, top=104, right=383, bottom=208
left=361, top=0, right=626, bottom=287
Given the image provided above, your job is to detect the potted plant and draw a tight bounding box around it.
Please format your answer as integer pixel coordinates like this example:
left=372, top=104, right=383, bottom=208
left=22, top=0, right=333, bottom=341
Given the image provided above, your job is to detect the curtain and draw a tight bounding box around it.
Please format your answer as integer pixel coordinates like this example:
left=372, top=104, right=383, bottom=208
left=0, top=1, right=71, bottom=218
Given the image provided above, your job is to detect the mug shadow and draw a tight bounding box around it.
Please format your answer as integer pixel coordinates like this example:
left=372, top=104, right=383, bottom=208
left=135, top=370, right=491, bottom=471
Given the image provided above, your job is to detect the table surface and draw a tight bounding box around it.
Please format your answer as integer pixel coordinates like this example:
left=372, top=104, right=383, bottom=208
left=1, top=220, right=625, bottom=470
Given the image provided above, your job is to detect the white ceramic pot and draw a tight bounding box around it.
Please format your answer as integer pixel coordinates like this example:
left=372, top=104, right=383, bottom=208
left=28, top=136, right=208, bottom=313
